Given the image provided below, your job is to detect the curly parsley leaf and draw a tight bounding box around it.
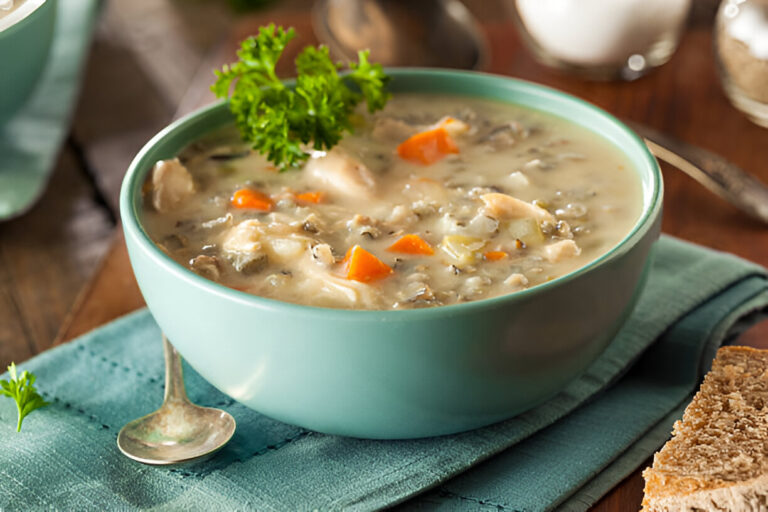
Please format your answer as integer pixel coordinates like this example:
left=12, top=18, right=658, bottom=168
left=1, top=363, right=49, bottom=432
left=212, top=24, right=391, bottom=170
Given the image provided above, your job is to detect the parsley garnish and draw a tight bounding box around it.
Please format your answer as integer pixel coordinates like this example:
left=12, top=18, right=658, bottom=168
left=211, top=24, right=391, bottom=170
left=1, top=363, right=49, bottom=432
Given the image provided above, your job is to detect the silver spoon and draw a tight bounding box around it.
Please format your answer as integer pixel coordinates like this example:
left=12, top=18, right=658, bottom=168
left=117, top=335, right=236, bottom=465
left=629, top=122, right=768, bottom=225
left=312, top=0, right=489, bottom=70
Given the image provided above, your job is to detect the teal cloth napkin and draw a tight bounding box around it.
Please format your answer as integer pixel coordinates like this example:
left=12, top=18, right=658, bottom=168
left=1, top=236, right=767, bottom=511
left=0, top=0, right=99, bottom=220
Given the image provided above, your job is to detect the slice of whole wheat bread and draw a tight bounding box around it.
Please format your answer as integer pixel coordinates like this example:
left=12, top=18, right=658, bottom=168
left=641, top=346, right=768, bottom=512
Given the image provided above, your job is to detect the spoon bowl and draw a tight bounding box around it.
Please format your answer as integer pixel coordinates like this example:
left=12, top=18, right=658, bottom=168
left=117, top=336, right=236, bottom=465
left=312, top=0, right=488, bottom=70
left=117, top=403, right=235, bottom=465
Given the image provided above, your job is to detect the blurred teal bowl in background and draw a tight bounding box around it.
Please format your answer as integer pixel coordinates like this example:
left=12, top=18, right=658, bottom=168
left=120, top=69, right=663, bottom=439
left=0, top=0, right=56, bottom=125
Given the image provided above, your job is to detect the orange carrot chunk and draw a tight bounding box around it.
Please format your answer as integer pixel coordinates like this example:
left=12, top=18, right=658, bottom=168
left=397, top=127, right=459, bottom=165
left=387, top=234, right=434, bottom=255
left=342, top=245, right=393, bottom=283
left=295, top=191, right=325, bottom=204
left=231, top=188, right=274, bottom=211
left=484, top=251, right=508, bottom=261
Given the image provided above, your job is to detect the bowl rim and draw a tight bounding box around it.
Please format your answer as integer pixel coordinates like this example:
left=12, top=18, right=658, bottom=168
left=120, top=68, right=663, bottom=320
left=0, top=0, right=49, bottom=34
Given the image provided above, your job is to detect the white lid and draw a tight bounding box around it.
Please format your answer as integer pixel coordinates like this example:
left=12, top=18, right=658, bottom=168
left=727, top=2, right=768, bottom=60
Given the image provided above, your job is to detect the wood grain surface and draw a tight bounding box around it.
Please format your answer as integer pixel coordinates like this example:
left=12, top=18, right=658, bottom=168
left=0, top=0, right=234, bottom=365
left=5, top=1, right=768, bottom=510
left=0, top=146, right=113, bottom=364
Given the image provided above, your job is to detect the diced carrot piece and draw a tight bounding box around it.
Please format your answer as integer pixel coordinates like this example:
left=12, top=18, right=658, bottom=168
left=484, top=251, right=508, bottom=261
left=387, top=234, right=434, bottom=255
left=295, top=191, right=325, bottom=204
left=397, top=127, right=459, bottom=165
left=342, top=245, right=393, bottom=283
left=231, top=188, right=274, bottom=211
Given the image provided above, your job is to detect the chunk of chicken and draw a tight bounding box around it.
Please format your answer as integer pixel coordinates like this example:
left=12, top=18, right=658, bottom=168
left=222, top=220, right=268, bottom=273
left=503, top=272, right=529, bottom=289
left=479, top=193, right=554, bottom=223
left=305, top=149, right=375, bottom=200
left=466, top=213, right=500, bottom=237
left=223, top=219, right=312, bottom=271
left=151, top=158, right=195, bottom=212
left=542, top=239, right=581, bottom=263
left=266, top=236, right=309, bottom=264
left=223, top=220, right=263, bottom=253
left=387, top=205, right=418, bottom=227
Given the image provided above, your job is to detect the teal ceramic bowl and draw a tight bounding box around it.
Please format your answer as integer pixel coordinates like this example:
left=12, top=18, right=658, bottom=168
left=120, top=69, right=663, bottom=439
left=0, top=0, right=56, bottom=125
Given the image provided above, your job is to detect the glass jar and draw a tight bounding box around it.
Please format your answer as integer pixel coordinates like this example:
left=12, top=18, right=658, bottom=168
left=510, top=0, right=692, bottom=80
left=715, top=0, right=768, bottom=127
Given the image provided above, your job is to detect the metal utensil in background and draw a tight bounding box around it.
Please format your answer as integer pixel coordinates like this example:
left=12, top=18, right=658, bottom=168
left=629, top=122, right=768, bottom=225
left=312, top=0, right=489, bottom=70
left=117, top=335, right=236, bottom=465
left=314, top=0, right=767, bottom=223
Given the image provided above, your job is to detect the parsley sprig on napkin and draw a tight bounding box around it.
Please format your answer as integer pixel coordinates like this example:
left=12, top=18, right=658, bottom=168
left=1, top=363, right=49, bottom=432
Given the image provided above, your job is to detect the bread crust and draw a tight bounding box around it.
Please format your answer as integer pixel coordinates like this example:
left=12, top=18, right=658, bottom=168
left=641, top=346, right=768, bottom=512
left=641, top=472, right=768, bottom=511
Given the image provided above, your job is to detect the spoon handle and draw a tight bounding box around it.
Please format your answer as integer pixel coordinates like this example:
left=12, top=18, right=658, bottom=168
left=162, top=335, right=190, bottom=404
left=629, top=122, right=768, bottom=224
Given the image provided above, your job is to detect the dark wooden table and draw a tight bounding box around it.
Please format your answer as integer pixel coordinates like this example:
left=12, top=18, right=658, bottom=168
left=2, top=1, right=767, bottom=510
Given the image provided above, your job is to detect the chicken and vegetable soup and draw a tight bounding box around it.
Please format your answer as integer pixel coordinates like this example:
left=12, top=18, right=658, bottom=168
left=141, top=94, right=642, bottom=310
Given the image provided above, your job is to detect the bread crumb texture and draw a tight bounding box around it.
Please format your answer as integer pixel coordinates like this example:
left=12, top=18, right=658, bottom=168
left=642, top=346, right=768, bottom=512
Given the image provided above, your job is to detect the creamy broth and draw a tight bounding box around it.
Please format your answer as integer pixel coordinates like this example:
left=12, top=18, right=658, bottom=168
left=141, top=94, right=642, bottom=310
left=0, top=0, right=24, bottom=21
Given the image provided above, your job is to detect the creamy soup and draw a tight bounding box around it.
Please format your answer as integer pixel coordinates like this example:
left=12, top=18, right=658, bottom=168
left=0, top=0, right=24, bottom=21
left=141, top=94, right=642, bottom=310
